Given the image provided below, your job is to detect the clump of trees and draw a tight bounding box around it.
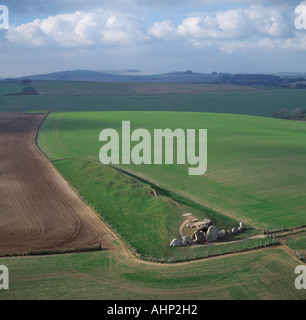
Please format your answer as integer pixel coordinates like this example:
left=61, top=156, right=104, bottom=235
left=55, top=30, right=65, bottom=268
left=273, top=107, right=306, bottom=120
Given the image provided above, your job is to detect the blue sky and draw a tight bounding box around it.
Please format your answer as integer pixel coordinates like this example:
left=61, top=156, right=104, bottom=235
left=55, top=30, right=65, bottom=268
left=1, top=0, right=306, bottom=77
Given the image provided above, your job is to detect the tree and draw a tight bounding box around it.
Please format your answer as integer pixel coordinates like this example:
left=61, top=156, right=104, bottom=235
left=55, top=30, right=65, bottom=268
left=273, top=107, right=306, bottom=120
left=273, top=107, right=289, bottom=119
left=20, top=79, right=32, bottom=86
left=290, top=108, right=304, bottom=120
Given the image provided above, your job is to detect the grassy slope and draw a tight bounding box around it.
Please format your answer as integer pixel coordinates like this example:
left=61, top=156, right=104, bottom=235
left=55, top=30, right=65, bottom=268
left=53, top=158, right=260, bottom=260
left=2, top=88, right=306, bottom=117
left=0, top=247, right=304, bottom=300
left=38, top=111, right=306, bottom=229
left=54, top=158, right=184, bottom=259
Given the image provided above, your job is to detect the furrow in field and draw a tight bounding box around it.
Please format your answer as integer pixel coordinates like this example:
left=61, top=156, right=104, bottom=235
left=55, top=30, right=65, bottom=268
left=0, top=112, right=115, bottom=255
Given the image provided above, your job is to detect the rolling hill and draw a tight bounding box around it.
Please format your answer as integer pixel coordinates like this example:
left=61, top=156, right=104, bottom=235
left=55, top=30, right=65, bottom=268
left=18, top=69, right=219, bottom=83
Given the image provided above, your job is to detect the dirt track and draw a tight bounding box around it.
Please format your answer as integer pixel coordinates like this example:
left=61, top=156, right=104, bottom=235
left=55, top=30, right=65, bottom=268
left=0, top=113, right=114, bottom=255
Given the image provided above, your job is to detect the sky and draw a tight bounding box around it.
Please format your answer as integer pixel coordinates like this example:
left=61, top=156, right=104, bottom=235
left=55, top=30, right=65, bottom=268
left=1, top=0, right=306, bottom=77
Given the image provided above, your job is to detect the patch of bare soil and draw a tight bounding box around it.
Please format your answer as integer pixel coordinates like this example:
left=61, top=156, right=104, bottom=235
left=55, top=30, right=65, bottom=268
left=0, top=113, right=115, bottom=256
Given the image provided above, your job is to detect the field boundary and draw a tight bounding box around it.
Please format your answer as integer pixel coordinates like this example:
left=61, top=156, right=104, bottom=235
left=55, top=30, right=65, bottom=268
left=0, top=244, right=104, bottom=258
left=34, top=120, right=140, bottom=260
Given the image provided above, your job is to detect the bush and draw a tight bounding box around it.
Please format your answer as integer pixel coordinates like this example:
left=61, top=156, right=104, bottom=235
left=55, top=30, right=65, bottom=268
left=273, top=107, right=306, bottom=120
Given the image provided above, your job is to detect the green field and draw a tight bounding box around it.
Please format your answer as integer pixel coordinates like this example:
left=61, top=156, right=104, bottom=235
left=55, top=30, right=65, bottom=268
left=0, top=246, right=304, bottom=300
left=38, top=111, right=306, bottom=230
left=1, top=82, right=306, bottom=118
left=0, top=81, right=25, bottom=95
left=286, top=232, right=306, bottom=251
left=34, top=81, right=255, bottom=96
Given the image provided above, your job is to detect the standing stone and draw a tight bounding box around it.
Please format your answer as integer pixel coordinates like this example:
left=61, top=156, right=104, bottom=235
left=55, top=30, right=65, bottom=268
left=218, top=229, right=226, bottom=238
left=194, top=230, right=205, bottom=243
left=239, top=222, right=244, bottom=230
left=169, top=238, right=181, bottom=247
left=182, top=236, right=190, bottom=246
left=206, top=226, right=219, bottom=242
left=232, top=227, right=238, bottom=234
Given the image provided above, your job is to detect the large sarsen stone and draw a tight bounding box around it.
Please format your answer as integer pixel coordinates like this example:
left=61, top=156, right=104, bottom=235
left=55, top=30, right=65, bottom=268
left=206, top=226, right=219, bottom=242
left=169, top=238, right=181, bottom=247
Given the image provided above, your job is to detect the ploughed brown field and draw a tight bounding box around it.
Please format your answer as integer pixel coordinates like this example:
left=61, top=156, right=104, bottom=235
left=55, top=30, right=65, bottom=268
left=0, top=113, right=114, bottom=255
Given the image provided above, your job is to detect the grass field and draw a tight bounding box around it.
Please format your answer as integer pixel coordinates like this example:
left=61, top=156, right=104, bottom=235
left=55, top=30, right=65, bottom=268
left=0, top=246, right=304, bottom=300
left=286, top=232, right=306, bottom=251
left=0, top=81, right=25, bottom=95
left=38, top=111, right=306, bottom=230
left=1, top=83, right=306, bottom=118
left=52, top=158, right=260, bottom=260
left=34, top=81, right=255, bottom=96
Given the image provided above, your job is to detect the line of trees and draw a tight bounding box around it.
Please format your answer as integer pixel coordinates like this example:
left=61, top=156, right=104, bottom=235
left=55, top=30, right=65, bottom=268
left=273, top=107, right=306, bottom=120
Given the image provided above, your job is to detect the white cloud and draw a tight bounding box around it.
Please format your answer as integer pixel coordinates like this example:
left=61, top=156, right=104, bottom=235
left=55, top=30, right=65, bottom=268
left=176, top=11, right=251, bottom=40
left=149, top=5, right=294, bottom=43
left=6, top=3, right=298, bottom=51
left=7, top=9, right=143, bottom=48
left=246, top=5, right=293, bottom=38
left=148, top=20, right=177, bottom=40
left=3, top=1, right=306, bottom=77
left=145, top=4, right=301, bottom=58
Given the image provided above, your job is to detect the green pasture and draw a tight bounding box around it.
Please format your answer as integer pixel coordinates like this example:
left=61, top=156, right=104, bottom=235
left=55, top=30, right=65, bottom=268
left=38, top=111, right=306, bottom=230
left=34, top=81, right=254, bottom=96
left=0, top=81, right=24, bottom=95
left=0, top=248, right=304, bottom=300
left=286, top=232, right=306, bottom=251
left=1, top=84, right=306, bottom=118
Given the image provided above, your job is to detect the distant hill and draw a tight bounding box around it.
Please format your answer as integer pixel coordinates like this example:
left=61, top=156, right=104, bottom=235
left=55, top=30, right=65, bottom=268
left=18, top=70, right=125, bottom=82
left=17, top=69, right=220, bottom=84
left=16, top=69, right=306, bottom=87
